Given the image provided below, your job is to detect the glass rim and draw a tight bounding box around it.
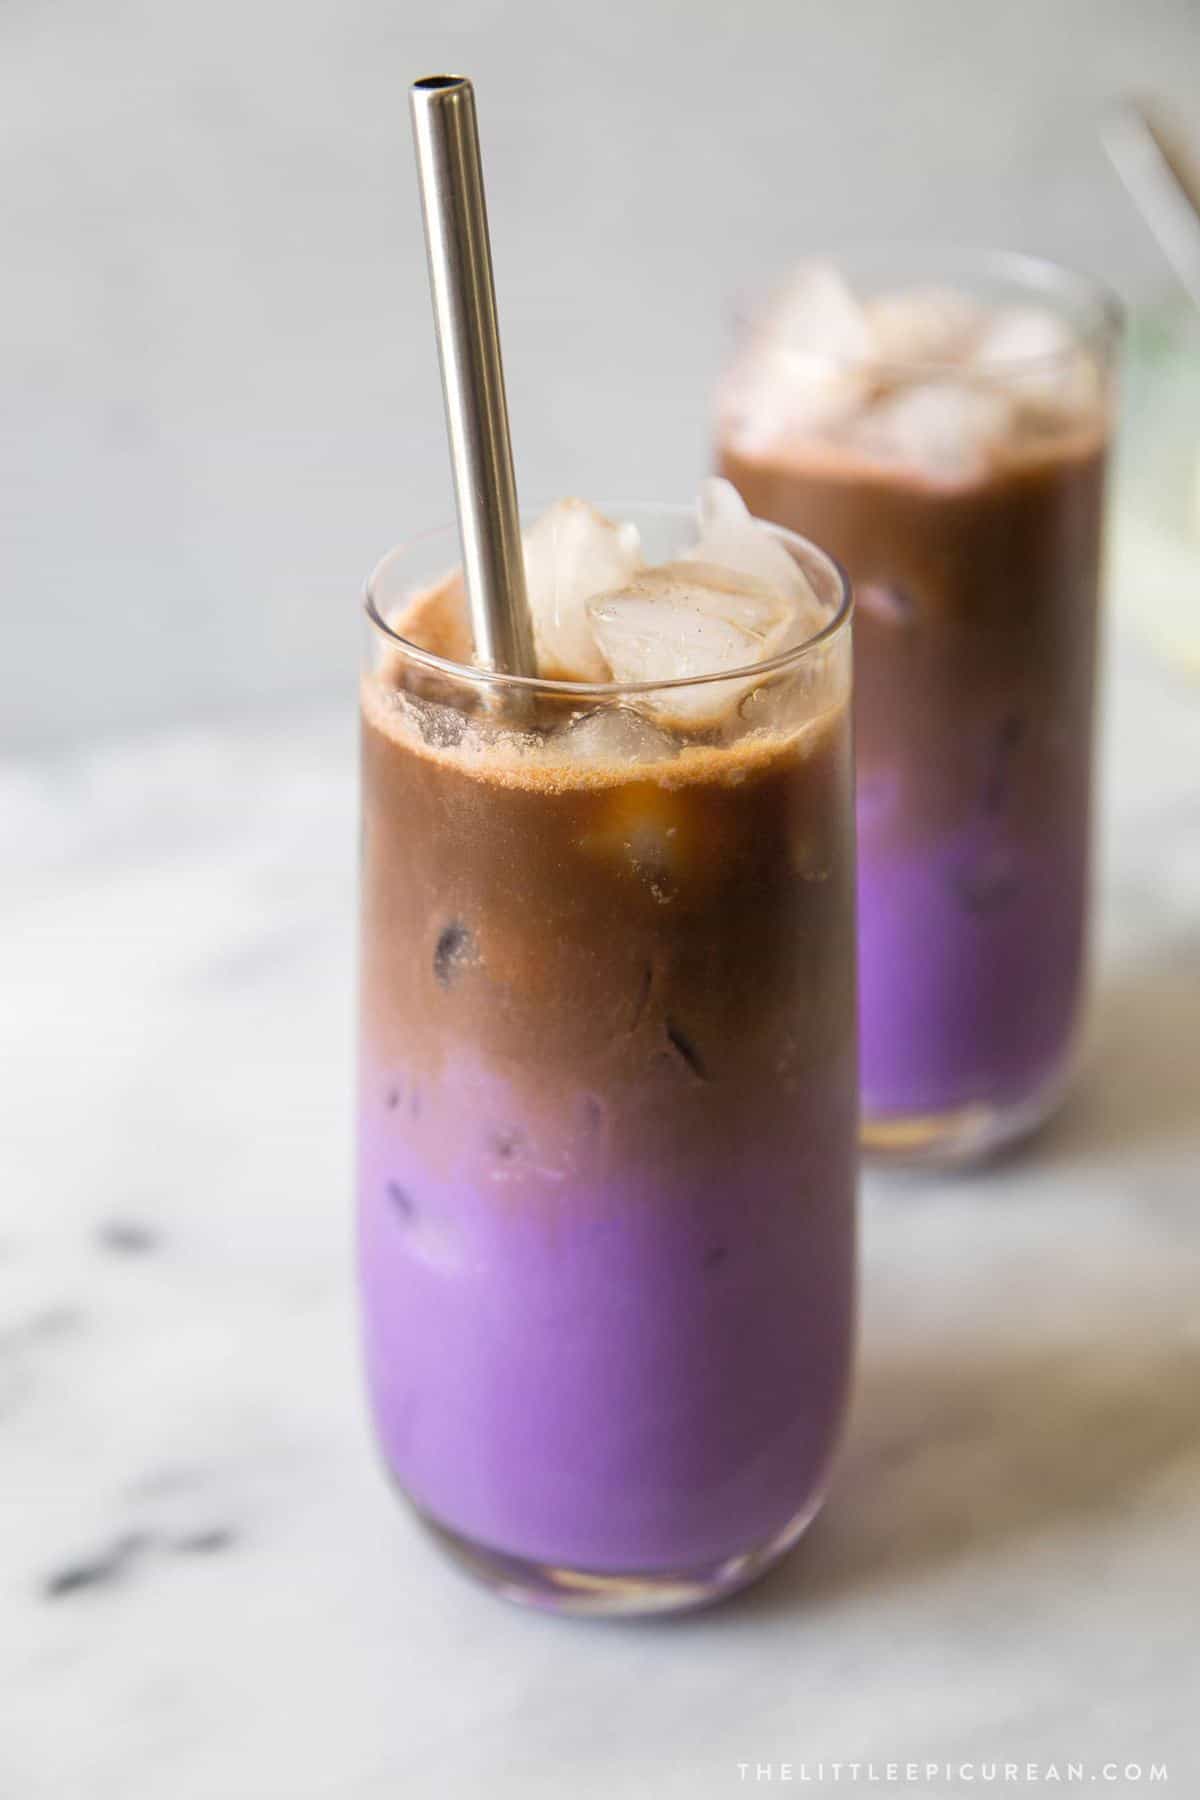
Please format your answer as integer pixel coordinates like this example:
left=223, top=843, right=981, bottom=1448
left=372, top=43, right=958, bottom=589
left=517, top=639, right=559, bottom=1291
left=729, top=244, right=1125, bottom=380
left=363, top=504, right=853, bottom=701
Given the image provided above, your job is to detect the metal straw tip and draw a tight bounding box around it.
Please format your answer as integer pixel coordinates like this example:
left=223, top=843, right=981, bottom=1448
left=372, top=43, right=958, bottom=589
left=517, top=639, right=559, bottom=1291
left=410, top=72, right=537, bottom=681
left=1101, top=96, right=1200, bottom=310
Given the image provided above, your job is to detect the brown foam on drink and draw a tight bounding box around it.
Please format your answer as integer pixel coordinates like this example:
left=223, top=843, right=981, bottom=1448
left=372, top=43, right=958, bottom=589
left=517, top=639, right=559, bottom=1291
left=362, top=572, right=849, bottom=795
left=725, top=412, right=1110, bottom=497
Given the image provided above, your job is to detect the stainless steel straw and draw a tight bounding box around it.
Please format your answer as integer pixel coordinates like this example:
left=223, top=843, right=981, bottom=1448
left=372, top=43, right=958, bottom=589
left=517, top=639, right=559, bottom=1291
left=1103, top=99, right=1200, bottom=313
left=410, top=75, right=537, bottom=677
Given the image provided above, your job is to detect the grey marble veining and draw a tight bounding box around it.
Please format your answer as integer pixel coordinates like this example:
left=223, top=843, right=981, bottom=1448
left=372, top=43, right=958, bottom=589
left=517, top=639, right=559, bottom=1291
left=1, top=625, right=1198, bottom=1798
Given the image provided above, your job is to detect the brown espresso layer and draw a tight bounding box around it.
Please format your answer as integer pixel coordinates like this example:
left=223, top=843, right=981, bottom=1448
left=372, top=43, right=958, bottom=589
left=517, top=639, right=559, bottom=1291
left=719, top=430, right=1108, bottom=850
left=360, top=582, right=855, bottom=1192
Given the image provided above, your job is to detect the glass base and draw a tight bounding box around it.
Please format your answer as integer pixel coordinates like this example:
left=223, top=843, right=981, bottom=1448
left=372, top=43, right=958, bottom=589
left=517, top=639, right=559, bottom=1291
left=861, top=1059, right=1073, bottom=1170
left=409, top=1496, right=825, bottom=1618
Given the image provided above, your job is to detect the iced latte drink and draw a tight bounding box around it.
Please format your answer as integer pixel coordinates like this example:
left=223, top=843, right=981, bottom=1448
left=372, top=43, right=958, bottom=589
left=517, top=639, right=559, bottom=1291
left=717, top=253, right=1119, bottom=1164
left=358, top=486, right=856, bottom=1613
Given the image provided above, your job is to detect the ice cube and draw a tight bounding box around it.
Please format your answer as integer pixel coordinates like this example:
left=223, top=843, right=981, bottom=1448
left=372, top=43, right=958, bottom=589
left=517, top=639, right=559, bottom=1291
left=737, top=674, right=800, bottom=734
left=589, top=592, right=758, bottom=693
left=852, top=381, right=1013, bottom=480
left=581, top=782, right=693, bottom=894
left=721, top=263, right=872, bottom=452
left=559, top=706, right=679, bottom=766
left=587, top=564, right=802, bottom=726
left=975, top=305, right=1075, bottom=369
left=768, top=261, right=874, bottom=364
left=718, top=351, right=862, bottom=453
left=973, top=307, right=1099, bottom=420
left=865, top=285, right=984, bottom=366
left=522, top=499, right=642, bottom=681
left=597, top=564, right=797, bottom=650
left=432, top=920, right=477, bottom=988
left=684, top=478, right=825, bottom=618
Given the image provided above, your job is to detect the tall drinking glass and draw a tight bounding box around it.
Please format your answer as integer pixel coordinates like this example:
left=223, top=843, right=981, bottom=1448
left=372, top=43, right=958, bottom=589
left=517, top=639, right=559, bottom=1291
left=717, top=251, right=1121, bottom=1165
left=357, top=504, right=856, bottom=1614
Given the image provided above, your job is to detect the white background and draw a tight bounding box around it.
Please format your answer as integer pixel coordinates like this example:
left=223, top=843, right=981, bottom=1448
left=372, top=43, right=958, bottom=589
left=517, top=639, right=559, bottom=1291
left=4, top=0, right=1199, bottom=744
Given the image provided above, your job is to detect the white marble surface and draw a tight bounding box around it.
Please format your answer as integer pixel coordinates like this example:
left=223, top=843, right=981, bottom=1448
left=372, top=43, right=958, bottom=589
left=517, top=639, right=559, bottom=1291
left=2, top=625, right=1198, bottom=1799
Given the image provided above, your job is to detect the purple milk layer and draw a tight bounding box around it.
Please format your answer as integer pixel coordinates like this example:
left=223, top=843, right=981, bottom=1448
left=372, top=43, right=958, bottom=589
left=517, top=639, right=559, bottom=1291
left=857, top=804, right=1088, bottom=1116
left=359, top=606, right=858, bottom=1572
left=720, top=425, right=1107, bottom=1130
left=358, top=1052, right=856, bottom=1573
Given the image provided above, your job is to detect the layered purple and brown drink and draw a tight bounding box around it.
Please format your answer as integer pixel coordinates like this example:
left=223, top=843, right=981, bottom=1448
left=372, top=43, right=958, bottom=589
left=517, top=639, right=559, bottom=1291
left=717, top=252, right=1120, bottom=1163
left=358, top=488, right=856, bottom=1613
